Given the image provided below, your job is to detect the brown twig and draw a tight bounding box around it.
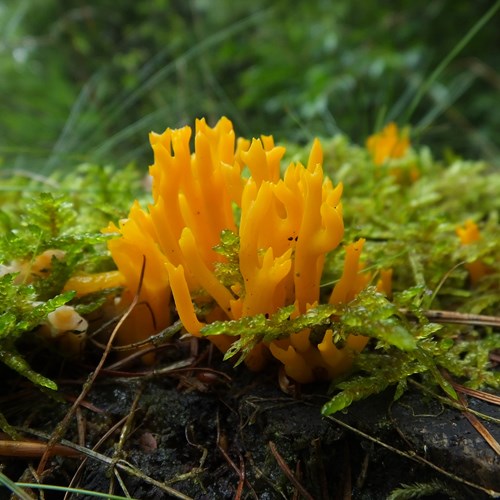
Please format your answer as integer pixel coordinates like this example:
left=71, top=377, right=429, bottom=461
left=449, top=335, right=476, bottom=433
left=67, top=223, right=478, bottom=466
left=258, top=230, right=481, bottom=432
left=311, top=438, right=330, bottom=500
left=442, top=372, right=500, bottom=456
left=215, top=413, right=257, bottom=498
left=450, top=381, right=500, bottom=406
left=458, top=393, right=500, bottom=456
left=341, top=441, right=352, bottom=500
left=402, top=308, right=500, bottom=328
left=235, top=454, right=245, bottom=500
left=0, top=434, right=80, bottom=459
left=64, top=413, right=135, bottom=500
left=36, top=256, right=146, bottom=474
left=268, top=441, right=315, bottom=500
left=91, top=358, right=196, bottom=379
left=90, top=319, right=183, bottom=352
left=216, top=417, right=243, bottom=479
left=62, top=394, right=104, bottom=413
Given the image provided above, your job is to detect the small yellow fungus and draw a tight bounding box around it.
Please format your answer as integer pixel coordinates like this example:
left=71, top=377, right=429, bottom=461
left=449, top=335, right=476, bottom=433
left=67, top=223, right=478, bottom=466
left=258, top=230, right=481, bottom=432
left=456, top=219, right=481, bottom=245
left=366, top=123, right=410, bottom=166
left=456, top=220, right=489, bottom=286
left=366, top=123, right=418, bottom=183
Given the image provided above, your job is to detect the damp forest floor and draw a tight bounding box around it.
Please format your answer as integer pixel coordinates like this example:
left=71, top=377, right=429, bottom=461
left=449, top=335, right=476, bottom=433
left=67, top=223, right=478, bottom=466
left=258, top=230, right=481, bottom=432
left=2, top=339, right=499, bottom=500
left=0, top=134, right=499, bottom=499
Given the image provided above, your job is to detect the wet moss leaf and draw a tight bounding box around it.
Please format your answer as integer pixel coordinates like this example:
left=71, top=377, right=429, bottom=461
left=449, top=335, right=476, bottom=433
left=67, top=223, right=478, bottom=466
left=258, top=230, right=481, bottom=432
left=340, top=287, right=418, bottom=351
left=202, top=304, right=338, bottom=365
left=213, top=229, right=243, bottom=288
left=322, top=355, right=428, bottom=416
left=0, top=349, right=58, bottom=391
left=0, top=274, right=75, bottom=339
left=0, top=274, right=74, bottom=389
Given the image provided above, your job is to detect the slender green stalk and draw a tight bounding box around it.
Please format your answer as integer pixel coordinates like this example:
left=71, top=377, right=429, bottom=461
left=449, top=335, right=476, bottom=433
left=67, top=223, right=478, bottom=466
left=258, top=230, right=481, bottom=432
left=0, top=472, right=33, bottom=500
left=404, top=0, right=500, bottom=122
left=15, top=483, right=134, bottom=500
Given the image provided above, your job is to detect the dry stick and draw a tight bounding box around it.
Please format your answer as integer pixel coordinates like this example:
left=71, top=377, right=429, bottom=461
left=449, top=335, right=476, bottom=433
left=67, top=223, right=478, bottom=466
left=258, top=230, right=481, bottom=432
left=18, top=426, right=125, bottom=462
left=402, top=309, right=500, bottom=328
left=64, top=413, right=136, bottom=500
left=0, top=435, right=80, bottom=459
left=113, top=468, right=132, bottom=498
left=27, top=464, right=45, bottom=500
left=450, top=382, right=500, bottom=406
left=75, top=406, right=86, bottom=452
left=325, top=415, right=500, bottom=498
left=98, top=358, right=197, bottom=379
left=441, top=372, right=500, bottom=456
left=36, top=256, right=146, bottom=475
left=311, top=438, right=329, bottom=500
left=114, top=459, right=193, bottom=500
left=215, top=413, right=257, bottom=498
left=16, top=436, right=194, bottom=500
left=108, top=385, right=145, bottom=497
left=216, top=417, right=243, bottom=478
left=235, top=454, right=245, bottom=500
left=184, top=425, right=208, bottom=470
left=268, top=441, right=315, bottom=500
left=294, top=461, right=304, bottom=500
left=62, top=393, right=104, bottom=413
left=91, top=319, right=183, bottom=353
left=458, top=393, right=500, bottom=456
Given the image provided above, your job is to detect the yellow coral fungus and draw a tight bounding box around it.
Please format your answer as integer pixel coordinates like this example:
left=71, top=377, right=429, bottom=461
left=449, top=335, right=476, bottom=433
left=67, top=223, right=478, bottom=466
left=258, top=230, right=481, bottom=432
left=456, top=220, right=489, bottom=286
left=366, top=123, right=419, bottom=183
left=105, top=117, right=371, bottom=381
left=366, top=122, right=410, bottom=165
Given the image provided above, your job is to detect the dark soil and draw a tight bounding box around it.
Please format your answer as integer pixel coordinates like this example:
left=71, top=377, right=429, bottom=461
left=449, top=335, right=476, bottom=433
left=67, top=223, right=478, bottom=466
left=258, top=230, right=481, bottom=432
left=1, top=341, right=499, bottom=499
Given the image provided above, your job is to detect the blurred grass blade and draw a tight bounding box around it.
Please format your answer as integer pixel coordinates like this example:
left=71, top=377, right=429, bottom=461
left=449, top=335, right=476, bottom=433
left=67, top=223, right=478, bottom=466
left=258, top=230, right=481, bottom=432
left=404, top=0, right=500, bottom=122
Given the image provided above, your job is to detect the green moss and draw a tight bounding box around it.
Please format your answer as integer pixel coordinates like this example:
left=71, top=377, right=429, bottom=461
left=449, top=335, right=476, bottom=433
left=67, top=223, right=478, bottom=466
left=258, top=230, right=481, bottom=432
left=0, top=273, right=74, bottom=390
left=213, top=229, right=243, bottom=289
left=0, top=165, right=143, bottom=422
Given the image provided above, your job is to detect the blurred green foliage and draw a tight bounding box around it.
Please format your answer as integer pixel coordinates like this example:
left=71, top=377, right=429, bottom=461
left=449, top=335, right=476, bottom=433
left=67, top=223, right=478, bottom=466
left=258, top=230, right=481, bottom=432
left=0, top=0, right=498, bottom=174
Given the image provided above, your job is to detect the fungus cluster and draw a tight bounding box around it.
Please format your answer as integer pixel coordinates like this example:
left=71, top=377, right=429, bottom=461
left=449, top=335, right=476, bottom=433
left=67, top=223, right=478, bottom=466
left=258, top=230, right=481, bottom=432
left=87, top=118, right=381, bottom=381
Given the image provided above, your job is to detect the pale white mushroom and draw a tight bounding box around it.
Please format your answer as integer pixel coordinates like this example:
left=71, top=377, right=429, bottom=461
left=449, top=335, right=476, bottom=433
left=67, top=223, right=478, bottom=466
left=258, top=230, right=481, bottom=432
left=46, top=305, right=88, bottom=338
